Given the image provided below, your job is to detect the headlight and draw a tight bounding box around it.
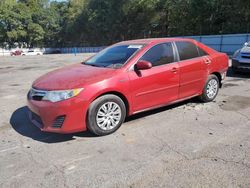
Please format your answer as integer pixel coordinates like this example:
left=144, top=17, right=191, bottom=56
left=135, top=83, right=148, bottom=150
left=233, top=50, right=240, bottom=58
left=43, top=88, right=83, bottom=102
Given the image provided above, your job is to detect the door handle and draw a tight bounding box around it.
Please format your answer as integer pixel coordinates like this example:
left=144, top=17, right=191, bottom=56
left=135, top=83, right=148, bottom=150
left=205, top=60, right=211, bottom=65
left=171, top=67, right=178, bottom=73
left=204, top=57, right=212, bottom=65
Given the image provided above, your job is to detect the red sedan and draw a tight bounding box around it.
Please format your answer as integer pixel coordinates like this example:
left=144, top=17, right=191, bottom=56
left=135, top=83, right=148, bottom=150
left=27, top=38, right=229, bottom=135
left=11, top=50, right=23, bottom=56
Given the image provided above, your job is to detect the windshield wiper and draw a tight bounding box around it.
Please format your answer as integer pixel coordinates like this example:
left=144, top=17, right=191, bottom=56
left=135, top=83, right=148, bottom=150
left=84, top=63, right=105, bottom=68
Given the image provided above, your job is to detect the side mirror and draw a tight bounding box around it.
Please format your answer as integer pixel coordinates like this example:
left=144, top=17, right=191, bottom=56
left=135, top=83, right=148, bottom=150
left=135, top=60, right=152, bottom=70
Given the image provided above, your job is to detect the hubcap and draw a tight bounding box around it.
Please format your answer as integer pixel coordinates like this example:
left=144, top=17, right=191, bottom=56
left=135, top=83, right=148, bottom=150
left=96, top=102, right=122, bottom=131
left=206, top=79, right=218, bottom=99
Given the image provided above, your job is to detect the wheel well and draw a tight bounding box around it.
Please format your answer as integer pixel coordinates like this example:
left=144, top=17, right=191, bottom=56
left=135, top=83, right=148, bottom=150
left=95, top=91, right=130, bottom=116
left=211, top=72, right=222, bottom=87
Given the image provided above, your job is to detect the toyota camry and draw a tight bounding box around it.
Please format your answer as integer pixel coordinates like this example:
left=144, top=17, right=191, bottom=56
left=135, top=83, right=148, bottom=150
left=27, top=38, right=229, bottom=136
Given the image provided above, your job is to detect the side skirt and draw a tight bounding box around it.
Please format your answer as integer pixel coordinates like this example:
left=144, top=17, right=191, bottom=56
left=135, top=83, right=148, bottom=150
left=132, top=94, right=200, bottom=115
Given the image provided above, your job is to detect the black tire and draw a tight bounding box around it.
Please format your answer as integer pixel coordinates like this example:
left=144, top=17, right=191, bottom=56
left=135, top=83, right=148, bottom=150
left=199, top=74, right=219, bottom=102
left=87, top=94, right=126, bottom=136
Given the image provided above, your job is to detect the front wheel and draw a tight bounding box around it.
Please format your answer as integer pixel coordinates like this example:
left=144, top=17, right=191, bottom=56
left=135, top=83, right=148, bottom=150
left=199, top=75, right=219, bottom=102
left=87, top=94, right=126, bottom=136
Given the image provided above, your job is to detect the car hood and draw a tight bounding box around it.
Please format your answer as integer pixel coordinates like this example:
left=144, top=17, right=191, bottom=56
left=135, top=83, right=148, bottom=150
left=241, top=46, right=250, bottom=53
left=33, top=64, right=117, bottom=90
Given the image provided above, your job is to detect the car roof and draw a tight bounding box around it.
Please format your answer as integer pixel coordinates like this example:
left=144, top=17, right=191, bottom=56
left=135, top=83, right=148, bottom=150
left=116, top=38, right=195, bottom=45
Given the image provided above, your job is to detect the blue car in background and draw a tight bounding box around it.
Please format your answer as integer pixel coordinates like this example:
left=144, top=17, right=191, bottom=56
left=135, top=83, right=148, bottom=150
left=232, top=42, right=250, bottom=72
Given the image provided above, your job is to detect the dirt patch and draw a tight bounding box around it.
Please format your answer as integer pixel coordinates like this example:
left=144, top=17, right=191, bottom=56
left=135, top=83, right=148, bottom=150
left=219, top=95, right=250, bottom=111
left=230, top=78, right=246, bottom=82
left=0, top=66, right=13, bottom=70
left=9, top=84, right=20, bottom=87
left=20, top=66, right=37, bottom=70
left=223, top=83, right=239, bottom=88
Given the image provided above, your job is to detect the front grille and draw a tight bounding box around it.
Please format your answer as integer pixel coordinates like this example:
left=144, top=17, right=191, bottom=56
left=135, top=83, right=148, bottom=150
left=242, top=56, right=250, bottom=59
left=241, top=53, right=250, bottom=59
left=52, top=115, right=66, bottom=128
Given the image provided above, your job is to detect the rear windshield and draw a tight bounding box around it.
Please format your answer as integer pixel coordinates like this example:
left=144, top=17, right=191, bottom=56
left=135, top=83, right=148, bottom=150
left=84, top=45, right=143, bottom=68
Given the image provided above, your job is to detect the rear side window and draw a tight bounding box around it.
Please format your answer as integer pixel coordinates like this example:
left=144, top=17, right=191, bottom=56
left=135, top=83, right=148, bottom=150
left=176, top=41, right=199, bottom=61
left=140, top=43, right=174, bottom=67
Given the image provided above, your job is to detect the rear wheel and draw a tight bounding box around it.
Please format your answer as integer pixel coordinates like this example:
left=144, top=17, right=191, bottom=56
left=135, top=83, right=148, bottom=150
left=87, top=94, right=126, bottom=136
left=199, top=74, right=219, bottom=102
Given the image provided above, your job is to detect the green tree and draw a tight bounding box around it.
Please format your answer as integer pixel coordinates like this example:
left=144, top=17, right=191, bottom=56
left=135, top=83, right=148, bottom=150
left=0, top=0, right=250, bottom=48
left=27, top=23, right=45, bottom=47
left=0, top=2, right=30, bottom=47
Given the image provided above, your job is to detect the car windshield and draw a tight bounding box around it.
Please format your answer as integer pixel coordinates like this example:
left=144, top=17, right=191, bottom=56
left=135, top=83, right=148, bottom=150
left=84, top=44, right=143, bottom=68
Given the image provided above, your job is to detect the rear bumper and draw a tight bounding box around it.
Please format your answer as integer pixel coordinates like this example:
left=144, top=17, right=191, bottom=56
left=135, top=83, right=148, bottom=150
left=27, top=96, right=88, bottom=134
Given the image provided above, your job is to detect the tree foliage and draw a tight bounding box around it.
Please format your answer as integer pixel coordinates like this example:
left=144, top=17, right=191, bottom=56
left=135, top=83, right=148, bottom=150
left=0, top=0, right=249, bottom=48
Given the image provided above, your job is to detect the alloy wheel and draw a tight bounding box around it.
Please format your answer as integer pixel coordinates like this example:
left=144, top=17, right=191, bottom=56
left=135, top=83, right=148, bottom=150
left=96, top=102, right=122, bottom=131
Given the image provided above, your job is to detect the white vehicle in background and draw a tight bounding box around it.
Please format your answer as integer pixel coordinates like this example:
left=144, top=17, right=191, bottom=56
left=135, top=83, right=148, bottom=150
left=21, top=49, right=43, bottom=56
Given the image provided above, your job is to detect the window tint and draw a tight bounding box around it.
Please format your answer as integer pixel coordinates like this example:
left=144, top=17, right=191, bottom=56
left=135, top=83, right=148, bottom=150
left=140, top=43, right=174, bottom=67
left=198, top=47, right=208, bottom=56
left=176, top=41, right=199, bottom=61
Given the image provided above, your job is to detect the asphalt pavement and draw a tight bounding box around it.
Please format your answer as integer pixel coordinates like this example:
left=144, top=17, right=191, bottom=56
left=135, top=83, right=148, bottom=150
left=0, top=54, right=249, bottom=188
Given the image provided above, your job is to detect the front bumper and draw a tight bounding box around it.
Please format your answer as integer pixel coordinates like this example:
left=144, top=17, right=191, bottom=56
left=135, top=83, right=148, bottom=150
left=27, top=96, right=88, bottom=134
left=232, top=58, right=250, bottom=70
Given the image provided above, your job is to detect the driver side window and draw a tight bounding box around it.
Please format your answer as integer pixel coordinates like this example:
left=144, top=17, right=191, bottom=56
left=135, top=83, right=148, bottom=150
left=140, top=43, right=174, bottom=67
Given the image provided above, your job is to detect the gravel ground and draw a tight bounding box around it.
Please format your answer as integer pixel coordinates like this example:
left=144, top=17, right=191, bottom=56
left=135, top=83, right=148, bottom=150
left=0, top=54, right=250, bottom=188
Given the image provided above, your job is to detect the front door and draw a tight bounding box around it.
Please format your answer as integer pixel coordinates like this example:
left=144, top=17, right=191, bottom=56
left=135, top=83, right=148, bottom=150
left=128, top=43, right=180, bottom=112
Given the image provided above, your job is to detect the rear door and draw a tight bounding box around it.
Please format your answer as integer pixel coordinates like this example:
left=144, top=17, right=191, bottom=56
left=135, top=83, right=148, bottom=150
left=174, top=41, right=207, bottom=99
left=128, top=42, right=180, bottom=112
